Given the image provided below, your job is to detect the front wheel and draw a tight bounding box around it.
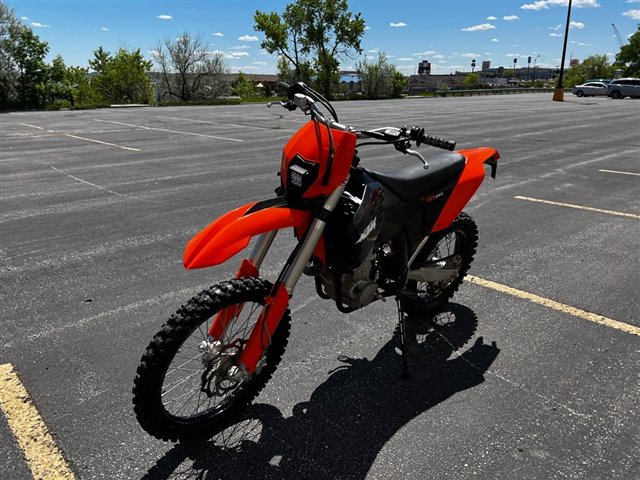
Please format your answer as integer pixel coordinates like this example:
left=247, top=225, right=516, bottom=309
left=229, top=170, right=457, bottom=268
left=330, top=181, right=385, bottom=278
left=610, top=90, right=622, bottom=99
left=132, top=277, right=290, bottom=442
left=401, top=212, right=478, bottom=315
left=575, top=90, right=584, bottom=97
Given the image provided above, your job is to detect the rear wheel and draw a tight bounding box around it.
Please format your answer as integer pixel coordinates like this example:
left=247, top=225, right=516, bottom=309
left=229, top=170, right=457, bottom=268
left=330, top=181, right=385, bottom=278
left=132, top=277, right=290, bottom=441
left=401, top=213, right=478, bottom=315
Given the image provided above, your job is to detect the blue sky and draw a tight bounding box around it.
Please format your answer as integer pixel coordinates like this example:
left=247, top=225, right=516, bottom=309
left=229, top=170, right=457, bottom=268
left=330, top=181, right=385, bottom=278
left=7, top=0, right=640, bottom=74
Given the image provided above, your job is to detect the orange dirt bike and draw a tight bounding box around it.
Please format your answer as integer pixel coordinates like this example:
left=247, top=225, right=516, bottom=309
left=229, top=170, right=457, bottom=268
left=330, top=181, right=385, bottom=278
left=133, top=82, right=499, bottom=441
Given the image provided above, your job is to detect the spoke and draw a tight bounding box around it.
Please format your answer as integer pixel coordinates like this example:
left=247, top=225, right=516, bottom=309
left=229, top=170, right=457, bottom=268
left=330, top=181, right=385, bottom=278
left=162, top=370, right=201, bottom=396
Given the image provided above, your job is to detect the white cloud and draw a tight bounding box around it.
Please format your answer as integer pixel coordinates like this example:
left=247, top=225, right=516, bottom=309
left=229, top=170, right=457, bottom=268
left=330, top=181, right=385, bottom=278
left=238, top=35, right=259, bottom=41
left=549, top=33, right=562, bottom=37
left=214, top=50, right=250, bottom=59
left=157, top=15, right=172, bottom=20
left=549, top=24, right=562, bottom=30
left=365, top=26, right=372, bottom=30
left=398, top=58, right=414, bottom=61
left=30, top=22, right=51, bottom=28
left=252, top=61, right=268, bottom=66
left=433, top=54, right=445, bottom=59
left=623, top=9, right=640, bottom=19
left=521, top=0, right=600, bottom=11
left=461, top=53, right=480, bottom=58
left=230, top=45, right=250, bottom=50
left=212, top=32, right=224, bottom=37
left=503, top=15, right=520, bottom=20
left=569, top=21, right=585, bottom=29
left=368, top=49, right=379, bottom=53
left=491, top=38, right=499, bottom=42
left=413, top=50, right=437, bottom=56
left=571, top=41, right=591, bottom=46
left=20, top=16, right=28, bottom=20
left=100, top=27, right=110, bottom=31
left=487, top=16, right=498, bottom=20
left=390, top=22, right=407, bottom=27
left=462, top=23, right=496, bottom=32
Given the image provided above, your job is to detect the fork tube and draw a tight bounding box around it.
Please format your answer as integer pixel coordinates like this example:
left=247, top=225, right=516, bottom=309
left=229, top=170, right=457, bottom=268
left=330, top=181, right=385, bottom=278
left=282, top=183, right=346, bottom=293
left=248, top=230, right=278, bottom=270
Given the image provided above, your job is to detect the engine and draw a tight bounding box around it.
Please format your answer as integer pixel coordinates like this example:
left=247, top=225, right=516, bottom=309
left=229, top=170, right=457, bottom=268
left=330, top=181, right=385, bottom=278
left=317, top=182, right=387, bottom=311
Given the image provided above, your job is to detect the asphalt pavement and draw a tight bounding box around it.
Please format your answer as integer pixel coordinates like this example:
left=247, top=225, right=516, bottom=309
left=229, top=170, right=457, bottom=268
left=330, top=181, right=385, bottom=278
left=1, top=94, right=639, bottom=479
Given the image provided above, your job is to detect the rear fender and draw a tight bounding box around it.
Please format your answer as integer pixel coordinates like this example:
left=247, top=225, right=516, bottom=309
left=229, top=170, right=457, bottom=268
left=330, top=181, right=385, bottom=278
left=183, top=199, right=312, bottom=269
left=432, top=147, right=499, bottom=232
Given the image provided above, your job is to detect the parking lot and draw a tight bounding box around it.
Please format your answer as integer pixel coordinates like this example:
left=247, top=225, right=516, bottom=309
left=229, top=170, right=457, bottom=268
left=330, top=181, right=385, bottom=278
left=1, top=94, right=639, bottom=479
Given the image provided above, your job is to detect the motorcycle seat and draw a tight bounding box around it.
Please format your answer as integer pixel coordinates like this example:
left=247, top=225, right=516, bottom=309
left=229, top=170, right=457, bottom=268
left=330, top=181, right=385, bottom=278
left=366, top=152, right=465, bottom=202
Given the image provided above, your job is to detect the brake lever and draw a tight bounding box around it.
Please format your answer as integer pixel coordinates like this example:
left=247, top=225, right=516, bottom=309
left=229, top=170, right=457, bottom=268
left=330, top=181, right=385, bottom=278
left=406, top=149, right=429, bottom=170
left=267, top=100, right=296, bottom=111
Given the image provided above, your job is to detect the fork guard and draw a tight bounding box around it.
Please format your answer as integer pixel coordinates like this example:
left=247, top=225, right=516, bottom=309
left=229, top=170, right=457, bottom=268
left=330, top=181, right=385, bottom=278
left=183, top=199, right=312, bottom=269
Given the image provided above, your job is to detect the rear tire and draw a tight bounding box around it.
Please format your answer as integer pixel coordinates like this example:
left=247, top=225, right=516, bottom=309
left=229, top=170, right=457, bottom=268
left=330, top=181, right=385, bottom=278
left=575, top=90, right=584, bottom=97
left=401, top=213, right=478, bottom=315
left=132, top=277, right=290, bottom=442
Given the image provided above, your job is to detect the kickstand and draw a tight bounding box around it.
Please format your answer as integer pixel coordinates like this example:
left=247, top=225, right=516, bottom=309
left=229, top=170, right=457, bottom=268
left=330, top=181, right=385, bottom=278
left=396, top=299, right=410, bottom=380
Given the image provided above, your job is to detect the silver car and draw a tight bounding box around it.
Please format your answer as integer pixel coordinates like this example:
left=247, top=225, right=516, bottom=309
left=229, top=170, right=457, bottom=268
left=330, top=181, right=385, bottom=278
left=606, top=78, right=640, bottom=99
left=572, top=82, right=608, bottom=97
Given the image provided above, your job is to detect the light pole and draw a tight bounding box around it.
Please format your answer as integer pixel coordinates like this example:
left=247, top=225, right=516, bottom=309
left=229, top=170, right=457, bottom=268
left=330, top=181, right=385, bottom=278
left=532, top=54, right=541, bottom=82
left=553, top=0, right=572, bottom=101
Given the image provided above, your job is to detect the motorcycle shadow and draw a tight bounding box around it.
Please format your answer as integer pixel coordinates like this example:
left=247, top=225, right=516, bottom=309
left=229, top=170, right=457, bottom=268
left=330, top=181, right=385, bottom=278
left=143, top=303, right=500, bottom=480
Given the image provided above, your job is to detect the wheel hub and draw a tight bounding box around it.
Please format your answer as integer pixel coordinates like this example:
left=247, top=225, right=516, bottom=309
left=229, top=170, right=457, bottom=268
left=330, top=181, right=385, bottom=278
left=198, top=339, right=247, bottom=398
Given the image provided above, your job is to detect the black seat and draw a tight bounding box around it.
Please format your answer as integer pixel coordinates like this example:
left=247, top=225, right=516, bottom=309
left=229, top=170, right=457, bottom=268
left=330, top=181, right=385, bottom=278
left=366, top=152, right=465, bottom=202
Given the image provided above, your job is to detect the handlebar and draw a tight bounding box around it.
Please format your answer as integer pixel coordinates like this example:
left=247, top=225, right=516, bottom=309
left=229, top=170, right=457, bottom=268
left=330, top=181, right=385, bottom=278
left=407, top=126, right=456, bottom=151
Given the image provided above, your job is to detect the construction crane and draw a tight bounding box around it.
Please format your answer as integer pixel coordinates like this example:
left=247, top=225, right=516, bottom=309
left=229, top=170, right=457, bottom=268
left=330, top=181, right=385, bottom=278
left=612, top=23, right=624, bottom=47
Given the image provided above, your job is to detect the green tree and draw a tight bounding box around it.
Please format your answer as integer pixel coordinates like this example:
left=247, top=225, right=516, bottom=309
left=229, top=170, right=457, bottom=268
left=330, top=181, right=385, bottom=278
left=255, top=0, right=365, bottom=98
left=563, top=54, right=616, bottom=87
left=391, top=70, right=407, bottom=98
left=234, top=72, right=257, bottom=98
left=153, top=32, right=228, bottom=101
left=2, top=22, right=49, bottom=108
left=89, top=47, right=153, bottom=104
left=616, top=26, right=640, bottom=77
left=463, top=72, right=480, bottom=88
left=356, top=52, right=395, bottom=98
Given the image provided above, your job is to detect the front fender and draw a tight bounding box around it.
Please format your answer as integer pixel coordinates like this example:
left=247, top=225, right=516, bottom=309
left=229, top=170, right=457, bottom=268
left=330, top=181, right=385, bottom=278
left=183, top=199, right=311, bottom=269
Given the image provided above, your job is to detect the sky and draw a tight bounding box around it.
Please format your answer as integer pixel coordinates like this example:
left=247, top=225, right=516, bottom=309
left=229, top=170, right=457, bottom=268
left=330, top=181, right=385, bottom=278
left=7, top=0, right=640, bottom=75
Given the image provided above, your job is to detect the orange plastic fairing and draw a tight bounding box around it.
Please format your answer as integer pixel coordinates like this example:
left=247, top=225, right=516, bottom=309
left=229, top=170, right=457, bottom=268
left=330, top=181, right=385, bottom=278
left=432, top=147, right=499, bottom=232
left=183, top=203, right=311, bottom=269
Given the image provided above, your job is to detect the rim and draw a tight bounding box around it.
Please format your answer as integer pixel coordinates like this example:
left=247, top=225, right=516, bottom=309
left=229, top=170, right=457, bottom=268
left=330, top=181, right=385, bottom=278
left=414, top=229, right=467, bottom=301
left=160, top=300, right=264, bottom=421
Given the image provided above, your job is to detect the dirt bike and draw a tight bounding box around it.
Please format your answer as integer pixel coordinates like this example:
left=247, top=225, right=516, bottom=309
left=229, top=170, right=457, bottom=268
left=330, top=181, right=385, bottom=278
left=132, top=82, right=499, bottom=442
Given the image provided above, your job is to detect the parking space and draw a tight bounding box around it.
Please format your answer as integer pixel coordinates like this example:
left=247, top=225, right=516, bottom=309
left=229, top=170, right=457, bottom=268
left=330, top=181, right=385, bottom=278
left=1, top=95, right=639, bottom=479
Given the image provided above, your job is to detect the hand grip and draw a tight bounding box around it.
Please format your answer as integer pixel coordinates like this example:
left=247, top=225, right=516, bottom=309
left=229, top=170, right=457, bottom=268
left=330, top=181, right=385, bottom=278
left=408, top=126, right=456, bottom=151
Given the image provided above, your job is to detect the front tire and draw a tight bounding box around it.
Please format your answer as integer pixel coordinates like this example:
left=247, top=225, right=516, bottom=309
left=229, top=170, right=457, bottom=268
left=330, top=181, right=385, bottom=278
left=575, top=90, right=584, bottom=97
left=132, top=277, right=290, bottom=442
left=610, top=90, right=622, bottom=99
left=401, top=213, right=478, bottom=315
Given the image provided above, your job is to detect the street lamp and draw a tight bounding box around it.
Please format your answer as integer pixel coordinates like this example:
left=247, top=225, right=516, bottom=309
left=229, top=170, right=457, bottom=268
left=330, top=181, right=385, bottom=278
left=553, top=0, right=572, bottom=101
left=532, top=54, right=541, bottom=82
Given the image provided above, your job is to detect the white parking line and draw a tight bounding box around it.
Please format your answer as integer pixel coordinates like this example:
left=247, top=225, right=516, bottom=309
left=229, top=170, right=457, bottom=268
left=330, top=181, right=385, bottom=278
left=94, top=119, right=244, bottom=142
left=514, top=196, right=640, bottom=219
left=18, top=123, right=140, bottom=151
left=598, top=169, right=640, bottom=177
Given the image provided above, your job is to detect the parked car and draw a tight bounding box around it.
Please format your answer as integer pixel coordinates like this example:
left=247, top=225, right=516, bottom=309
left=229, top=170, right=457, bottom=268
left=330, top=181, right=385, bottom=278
left=585, top=78, right=611, bottom=84
left=572, top=82, right=608, bottom=97
left=606, top=78, right=640, bottom=99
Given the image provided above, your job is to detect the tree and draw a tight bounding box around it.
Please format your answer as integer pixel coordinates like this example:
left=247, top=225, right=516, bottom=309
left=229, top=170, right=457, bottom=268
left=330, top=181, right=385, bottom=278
left=563, top=54, right=616, bottom=87
left=463, top=72, right=480, bottom=88
left=153, top=32, right=228, bottom=101
left=356, top=52, right=395, bottom=98
left=616, top=26, right=640, bottom=77
left=7, top=27, right=49, bottom=107
left=89, top=47, right=153, bottom=104
left=391, top=71, right=407, bottom=98
left=234, top=72, right=257, bottom=98
left=255, top=0, right=365, bottom=98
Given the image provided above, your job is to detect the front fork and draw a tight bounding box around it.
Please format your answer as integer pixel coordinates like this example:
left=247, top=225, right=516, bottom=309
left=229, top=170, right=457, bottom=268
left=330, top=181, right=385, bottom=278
left=209, top=184, right=346, bottom=374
